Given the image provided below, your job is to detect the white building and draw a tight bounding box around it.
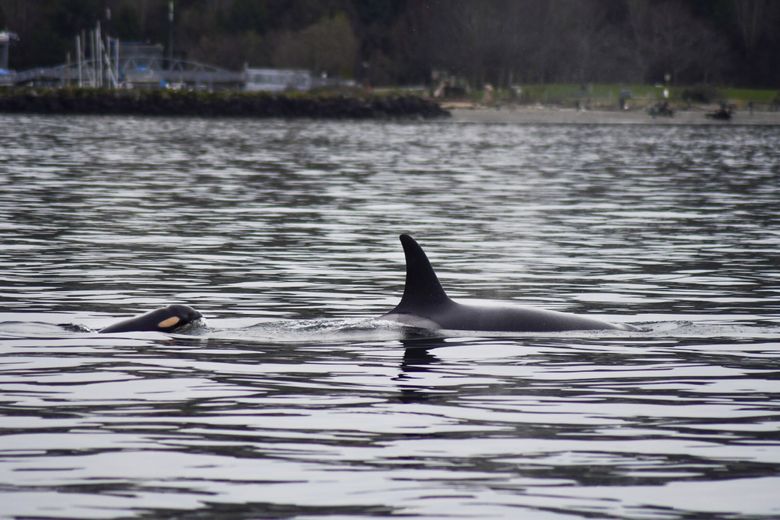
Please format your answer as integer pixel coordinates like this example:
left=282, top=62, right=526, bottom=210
left=244, top=68, right=312, bottom=92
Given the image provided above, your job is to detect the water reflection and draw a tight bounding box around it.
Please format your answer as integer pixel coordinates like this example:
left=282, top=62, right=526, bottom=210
left=396, top=339, right=445, bottom=403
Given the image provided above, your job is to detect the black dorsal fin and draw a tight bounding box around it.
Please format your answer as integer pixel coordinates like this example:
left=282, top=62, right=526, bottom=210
left=394, top=234, right=450, bottom=312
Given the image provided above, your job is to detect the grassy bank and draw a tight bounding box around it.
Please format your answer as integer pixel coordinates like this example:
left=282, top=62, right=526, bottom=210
left=462, top=83, right=780, bottom=110
left=0, top=87, right=450, bottom=119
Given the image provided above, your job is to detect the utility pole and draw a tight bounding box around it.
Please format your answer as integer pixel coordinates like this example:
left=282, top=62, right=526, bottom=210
left=76, top=34, right=82, bottom=86
left=105, top=6, right=112, bottom=35
left=167, top=1, right=174, bottom=69
left=95, top=22, right=103, bottom=87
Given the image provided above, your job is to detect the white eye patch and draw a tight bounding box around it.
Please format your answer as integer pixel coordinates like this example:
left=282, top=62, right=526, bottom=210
left=157, top=316, right=181, bottom=329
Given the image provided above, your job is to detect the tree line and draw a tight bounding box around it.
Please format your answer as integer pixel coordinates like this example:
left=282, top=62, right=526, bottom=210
left=1, top=0, right=778, bottom=88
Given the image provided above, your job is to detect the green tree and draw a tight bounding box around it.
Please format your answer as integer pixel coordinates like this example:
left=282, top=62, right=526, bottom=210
left=271, top=12, right=357, bottom=77
left=0, top=0, right=778, bottom=86
left=112, top=3, right=142, bottom=40
left=223, top=0, right=269, bottom=33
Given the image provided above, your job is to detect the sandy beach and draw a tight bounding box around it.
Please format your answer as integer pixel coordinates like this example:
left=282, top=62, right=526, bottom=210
left=449, top=105, right=780, bottom=125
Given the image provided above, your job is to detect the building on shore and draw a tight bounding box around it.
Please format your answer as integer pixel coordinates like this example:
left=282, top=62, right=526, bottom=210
left=0, top=31, right=19, bottom=86
left=244, top=68, right=312, bottom=93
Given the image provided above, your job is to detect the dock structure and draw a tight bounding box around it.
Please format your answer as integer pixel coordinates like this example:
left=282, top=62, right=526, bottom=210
left=4, top=23, right=243, bottom=91
left=2, top=24, right=350, bottom=92
left=123, top=57, right=244, bottom=89
left=10, top=58, right=244, bottom=90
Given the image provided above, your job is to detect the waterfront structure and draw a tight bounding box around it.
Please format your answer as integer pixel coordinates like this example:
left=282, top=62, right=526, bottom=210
left=4, top=24, right=354, bottom=92
left=244, top=68, right=312, bottom=92
left=0, top=31, right=18, bottom=86
left=11, top=43, right=243, bottom=90
left=7, top=22, right=242, bottom=90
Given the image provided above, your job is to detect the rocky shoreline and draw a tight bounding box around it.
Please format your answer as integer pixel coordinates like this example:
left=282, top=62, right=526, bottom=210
left=0, top=88, right=450, bottom=119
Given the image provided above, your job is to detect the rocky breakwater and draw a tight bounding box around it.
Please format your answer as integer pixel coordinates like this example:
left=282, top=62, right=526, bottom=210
left=0, top=88, right=450, bottom=119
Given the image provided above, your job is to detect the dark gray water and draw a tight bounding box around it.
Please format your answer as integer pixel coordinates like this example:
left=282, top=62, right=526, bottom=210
left=1, top=114, right=779, bottom=519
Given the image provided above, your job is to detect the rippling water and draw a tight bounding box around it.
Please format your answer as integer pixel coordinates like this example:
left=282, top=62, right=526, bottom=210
left=1, top=114, right=779, bottom=519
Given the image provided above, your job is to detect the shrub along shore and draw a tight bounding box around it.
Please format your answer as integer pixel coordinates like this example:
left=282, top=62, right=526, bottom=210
left=0, top=88, right=450, bottom=119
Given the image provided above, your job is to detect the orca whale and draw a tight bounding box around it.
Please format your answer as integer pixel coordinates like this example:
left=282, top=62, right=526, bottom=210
left=381, top=234, right=635, bottom=332
left=99, top=304, right=202, bottom=334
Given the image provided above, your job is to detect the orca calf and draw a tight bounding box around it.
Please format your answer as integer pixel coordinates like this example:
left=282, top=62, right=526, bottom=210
left=382, top=234, right=635, bottom=332
left=99, top=304, right=202, bottom=334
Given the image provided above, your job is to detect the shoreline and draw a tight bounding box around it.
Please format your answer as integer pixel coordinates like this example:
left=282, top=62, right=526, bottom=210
left=449, top=105, right=780, bottom=125
left=3, top=88, right=779, bottom=124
